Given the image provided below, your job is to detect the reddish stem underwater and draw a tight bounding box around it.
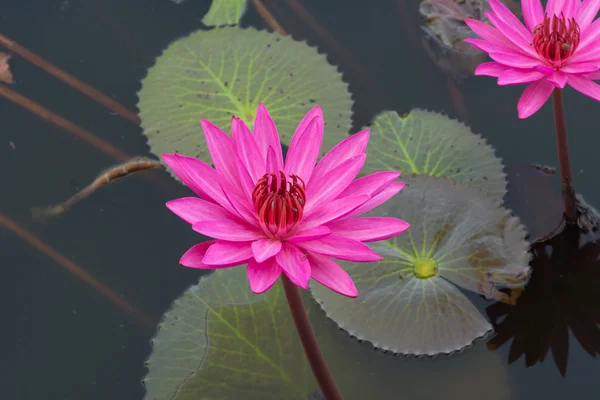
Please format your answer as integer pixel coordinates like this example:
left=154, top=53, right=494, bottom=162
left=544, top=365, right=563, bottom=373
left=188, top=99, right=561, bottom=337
left=551, top=88, right=577, bottom=224
left=281, top=274, right=343, bottom=400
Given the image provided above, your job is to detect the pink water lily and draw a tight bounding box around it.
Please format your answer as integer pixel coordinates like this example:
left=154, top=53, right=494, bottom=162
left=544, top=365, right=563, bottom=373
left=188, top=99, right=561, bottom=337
left=465, top=0, right=600, bottom=118
left=163, top=104, right=409, bottom=297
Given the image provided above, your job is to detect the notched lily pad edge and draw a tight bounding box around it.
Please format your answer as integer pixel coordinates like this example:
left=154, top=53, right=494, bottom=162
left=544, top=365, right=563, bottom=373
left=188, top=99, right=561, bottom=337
left=363, top=108, right=509, bottom=198
left=310, top=293, right=494, bottom=359
left=136, top=25, right=355, bottom=175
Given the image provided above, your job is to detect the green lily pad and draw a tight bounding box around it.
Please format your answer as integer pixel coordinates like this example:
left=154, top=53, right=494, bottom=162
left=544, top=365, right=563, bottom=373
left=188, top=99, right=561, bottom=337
left=362, top=110, right=506, bottom=197
left=138, top=27, right=352, bottom=180
left=202, top=0, right=247, bottom=26
left=143, top=267, right=317, bottom=400
left=310, top=174, right=531, bottom=356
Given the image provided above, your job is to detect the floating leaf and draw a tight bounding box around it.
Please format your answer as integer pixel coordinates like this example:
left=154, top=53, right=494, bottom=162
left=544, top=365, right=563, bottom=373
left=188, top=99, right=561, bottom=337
left=138, top=27, right=352, bottom=181
left=310, top=174, right=531, bottom=356
left=143, top=267, right=316, bottom=400
left=362, top=110, right=506, bottom=197
left=202, top=0, right=247, bottom=26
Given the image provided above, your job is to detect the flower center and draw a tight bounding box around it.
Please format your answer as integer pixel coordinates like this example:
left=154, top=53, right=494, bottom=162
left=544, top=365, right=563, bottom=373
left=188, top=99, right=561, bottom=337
left=413, top=257, right=438, bottom=279
left=532, top=13, right=580, bottom=67
left=252, top=172, right=306, bottom=239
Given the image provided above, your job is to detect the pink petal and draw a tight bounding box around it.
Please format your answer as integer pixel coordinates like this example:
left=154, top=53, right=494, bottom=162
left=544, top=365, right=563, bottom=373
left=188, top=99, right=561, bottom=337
left=583, top=70, right=600, bottom=80
left=463, top=38, right=514, bottom=55
left=193, top=220, right=263, bottom=241
left=534, top=65, right=555, bottom=75
left=464, top=18, right=514, bottom=47
left=567, top=74, right=600, bottom=102
left=547, top=70, right=568, bottom=88
left=327, top=217, right=411, bottom=242
left=517, top=79, right=555, bottom=119
left=343, top=181, right=406, bottom=220
left=488, top=51, right=542, bottom=69
left=246, top=258, right=281, bottom=294
left=162, top=153, right=212, bottom=201
left=342, top=171, right=400, bottom=198
left=275, top=243, right=311, bottom=289
left=221, top=183, right=259, bottom=227
left=284, top=114, right=323, bottom=183
left=497, top=69, right=545, bottom=85
left=301, top=195, right=370, bottom=230
left=555, top=0, right=576, bottom=19
left=561, top=62, right=600, bottom=74
left=180, top=240, right=239, bottom=269
left=166, top=197, right=235, bottom=224
left=307, top=252, right=358, bottom=298
left=265, top=146, right=279, bottom=175
left=200, top=119, right=238, bottom=186
left=253, top=103, right=284, bottom=170
left=304, top=154, right=366, bottom=216
left=308, top=129, right=370, bottom=186
left=232, top=117, right=266, bottom=183
left=485, top=10, right=538, bottom=57
left=297, top=235, right=383, bottom=262
left=486, top=2, right=533, bottom=43
left=201, top=240, right=254, bottom=266
left=577, top=0, right=600, bottom=32
left=474, top=61, right=510, bottom=77
left=163, top=154, right=238, bottom=215
left=251, top=238, right=282, bottom=263
left=521, top=0, right=544, bottom=32
left=575, top=19, right=600, bottom=55
left=288, top=106, right=322, bottom=149
left=236, top=155, right=255, bottom=201
left=287, top=226, right=331, bottom=243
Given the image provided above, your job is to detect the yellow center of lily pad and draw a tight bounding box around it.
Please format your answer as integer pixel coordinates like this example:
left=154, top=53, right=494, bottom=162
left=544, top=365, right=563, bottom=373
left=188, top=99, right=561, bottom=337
left=413, top=257, right=438, bottom=279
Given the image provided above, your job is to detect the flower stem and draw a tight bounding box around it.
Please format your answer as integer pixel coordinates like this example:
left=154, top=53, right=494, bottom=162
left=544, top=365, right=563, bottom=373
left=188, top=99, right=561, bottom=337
left=551, top=88, right=577, bottom=224
left=281, top=274, right=344, bottom=400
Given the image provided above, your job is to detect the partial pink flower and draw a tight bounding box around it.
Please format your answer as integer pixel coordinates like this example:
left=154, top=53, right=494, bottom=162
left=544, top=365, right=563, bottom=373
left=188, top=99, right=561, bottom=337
left=464, top=0, right=600, bottom=118
left=163, top=104, right=409, bottom=297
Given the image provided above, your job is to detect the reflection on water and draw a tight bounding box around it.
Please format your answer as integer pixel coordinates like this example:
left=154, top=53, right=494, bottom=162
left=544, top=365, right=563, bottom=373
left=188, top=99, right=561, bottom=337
left=487, top=223, right=600, bottom=377
left=1, top=0, right=600, bottom=399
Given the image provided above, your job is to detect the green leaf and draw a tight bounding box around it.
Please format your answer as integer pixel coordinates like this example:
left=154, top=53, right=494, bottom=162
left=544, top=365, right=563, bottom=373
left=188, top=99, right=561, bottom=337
left=362, top=110, right=506, bottom=197
left=202, top=0, right=248, bottom=26
left=138, top=27, right=352, bottom=181
left=143, top=267, right=316, bottom=400
left=310, top=174, right=531, bottom=356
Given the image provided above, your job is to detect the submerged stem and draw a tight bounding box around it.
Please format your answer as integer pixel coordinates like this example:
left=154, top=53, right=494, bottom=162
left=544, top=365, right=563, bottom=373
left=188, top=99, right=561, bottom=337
left=552, top=88, right=577, bottom=224
left=281, top=274, right=344, bottom=400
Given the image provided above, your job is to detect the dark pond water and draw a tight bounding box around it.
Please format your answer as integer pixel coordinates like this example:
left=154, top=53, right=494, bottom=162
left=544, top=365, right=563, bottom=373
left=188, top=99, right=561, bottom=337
left=1, top=0, right=599, bottom=398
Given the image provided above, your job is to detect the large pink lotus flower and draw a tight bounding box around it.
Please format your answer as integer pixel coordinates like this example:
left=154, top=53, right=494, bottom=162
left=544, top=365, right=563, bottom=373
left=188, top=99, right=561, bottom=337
left=162, top=104, right=409, bottom=297
left=465, top=0, right=600, bottom=118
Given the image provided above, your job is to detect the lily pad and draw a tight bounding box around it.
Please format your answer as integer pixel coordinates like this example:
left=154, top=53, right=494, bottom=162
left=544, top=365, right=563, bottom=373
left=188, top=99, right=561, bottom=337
left=202, top=0, right=247, bottom=26
left=362, top=110, right=506, bottom=197
left=310, top=174, right=531, bottom=356
left=143, top=267, right=317, bottom=400
left=138, top=27, right=352, bottom=180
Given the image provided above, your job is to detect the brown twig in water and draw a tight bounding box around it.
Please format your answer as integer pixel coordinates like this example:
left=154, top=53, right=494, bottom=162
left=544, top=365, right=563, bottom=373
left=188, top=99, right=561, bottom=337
left=0, top=212, right=155, bottom=328
left=0, top=84, right=131, bottom=161
left=251, top=0, right=287, bottom=35
left=0, top=33, right=140, bottom=125
left=32, top=157, right=163, bottom=220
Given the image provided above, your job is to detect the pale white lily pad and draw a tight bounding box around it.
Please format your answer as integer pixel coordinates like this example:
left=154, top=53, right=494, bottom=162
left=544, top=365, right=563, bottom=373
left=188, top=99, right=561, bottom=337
left=143, top=267, right=317, bottom=400
left=138, top=27, right=352, bottom=181
left=362, top=110, right=506, bottom=197
left=310, top=174, right=531, bottom=356
left=202, top=0, right=247, bottom=26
